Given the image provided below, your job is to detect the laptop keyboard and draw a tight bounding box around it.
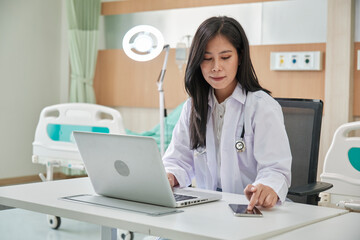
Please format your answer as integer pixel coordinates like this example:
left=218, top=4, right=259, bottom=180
left=173, top=193, right=197, bottom=202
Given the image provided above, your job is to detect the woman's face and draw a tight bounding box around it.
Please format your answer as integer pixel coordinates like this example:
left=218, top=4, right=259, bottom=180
left=200, top=34, right=239, bottom=103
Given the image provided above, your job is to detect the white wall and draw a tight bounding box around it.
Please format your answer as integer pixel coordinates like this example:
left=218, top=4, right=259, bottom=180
left=0, top=0, right=64, bottom=179
left=261, top=0, right=327, bottom=44
left=103, top=0, right=328, bottom=49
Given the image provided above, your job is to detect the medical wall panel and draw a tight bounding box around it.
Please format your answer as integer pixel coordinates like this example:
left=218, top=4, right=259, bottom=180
left=252, top=44, right=326, bottom=100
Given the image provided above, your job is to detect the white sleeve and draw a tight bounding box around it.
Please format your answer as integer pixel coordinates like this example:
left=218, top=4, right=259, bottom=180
left=251, top=97, right=292, bottom=203
left=162, top=99, right=195, bottom=188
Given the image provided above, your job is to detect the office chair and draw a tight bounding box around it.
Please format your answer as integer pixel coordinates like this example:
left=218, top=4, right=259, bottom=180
left=275, top=98, right=333, bottom=205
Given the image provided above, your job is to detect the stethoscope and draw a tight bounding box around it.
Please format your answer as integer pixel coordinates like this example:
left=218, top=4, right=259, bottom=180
left=235, top=91, right=247, bottom=152
left=235, top=125, right=246, bottom=152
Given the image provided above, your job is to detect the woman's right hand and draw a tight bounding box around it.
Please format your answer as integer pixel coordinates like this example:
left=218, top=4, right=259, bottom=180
left=167, top=173, right=179, bottom=188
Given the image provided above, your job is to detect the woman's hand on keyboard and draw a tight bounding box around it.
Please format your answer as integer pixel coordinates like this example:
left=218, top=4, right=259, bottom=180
left=167, top=173, right=179, bottom=188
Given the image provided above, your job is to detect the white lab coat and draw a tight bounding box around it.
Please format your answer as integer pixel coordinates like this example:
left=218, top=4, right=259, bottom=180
left=163, top=84, right=292, bottom=203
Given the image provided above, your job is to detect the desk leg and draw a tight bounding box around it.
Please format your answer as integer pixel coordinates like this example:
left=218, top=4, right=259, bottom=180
left=101, top=226, right=117, bottom=240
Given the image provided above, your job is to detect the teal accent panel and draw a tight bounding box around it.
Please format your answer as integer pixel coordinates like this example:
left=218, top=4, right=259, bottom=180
left=47, top=124, right=109, bottom=142
left=348, top=147, right=360, bottom=172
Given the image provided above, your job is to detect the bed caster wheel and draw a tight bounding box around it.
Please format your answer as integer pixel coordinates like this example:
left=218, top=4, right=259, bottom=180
left=117, top=229, right=134, bottom=240
left=47, top=215, right=61, bottom=229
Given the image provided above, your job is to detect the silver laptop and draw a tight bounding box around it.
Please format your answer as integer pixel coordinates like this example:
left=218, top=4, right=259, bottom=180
left=73, top=131, right=222, bottom=208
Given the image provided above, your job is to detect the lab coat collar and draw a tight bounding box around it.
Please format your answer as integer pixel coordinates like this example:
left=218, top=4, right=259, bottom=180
left=208, top=83, right=246, bottom=109
left=231, top=83, right=247, bottom=105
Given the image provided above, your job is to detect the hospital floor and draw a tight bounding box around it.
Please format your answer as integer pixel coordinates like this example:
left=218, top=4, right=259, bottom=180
left=0, top=208, right=151, bottom=240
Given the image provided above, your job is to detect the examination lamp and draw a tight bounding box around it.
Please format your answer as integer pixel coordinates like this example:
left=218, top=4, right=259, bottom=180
left=122, top=25, right=169, bottom=156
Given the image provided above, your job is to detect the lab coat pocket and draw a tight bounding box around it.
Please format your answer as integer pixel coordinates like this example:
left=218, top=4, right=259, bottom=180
left=193, top=148, right=211, bottom=189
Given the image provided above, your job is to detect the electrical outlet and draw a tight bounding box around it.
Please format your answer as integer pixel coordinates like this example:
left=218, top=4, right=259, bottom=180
left=274, top=53, right=287, bottom=69
left=290, top=53, right=300, bottom=69
left=302, top=52, right=314, bottom=69
left=301, top=51, right=322, bottom=70
left=271, top=52, right=288, bottom=70
left=319, top=192, right=330, bottom=203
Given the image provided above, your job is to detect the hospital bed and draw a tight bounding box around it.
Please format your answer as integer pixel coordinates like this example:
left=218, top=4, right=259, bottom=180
left=32, top=103, right=126, bottom=228
left=320, top=121, right=360, bottom=212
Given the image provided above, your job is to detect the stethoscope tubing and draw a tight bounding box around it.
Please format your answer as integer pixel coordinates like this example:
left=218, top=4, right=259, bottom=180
left=235, top=91, right=247, bottom=152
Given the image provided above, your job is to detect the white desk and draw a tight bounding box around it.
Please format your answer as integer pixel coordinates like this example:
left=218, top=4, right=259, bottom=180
left=268, top=212, right=360, bottom=240
left=0, top=178, right=348, bottom=240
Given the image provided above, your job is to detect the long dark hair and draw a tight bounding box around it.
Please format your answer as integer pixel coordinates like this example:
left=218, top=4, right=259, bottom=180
left=185, top=16, right=270, bottom=150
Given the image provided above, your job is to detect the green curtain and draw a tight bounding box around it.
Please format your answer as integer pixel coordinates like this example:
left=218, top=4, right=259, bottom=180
left=66, top=0, right=101, bottom=103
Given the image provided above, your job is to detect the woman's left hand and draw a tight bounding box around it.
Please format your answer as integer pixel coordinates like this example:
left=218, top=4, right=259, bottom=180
left=244, top=183, right=279, bottom=210
left=166, top=173, right=179, bottom=188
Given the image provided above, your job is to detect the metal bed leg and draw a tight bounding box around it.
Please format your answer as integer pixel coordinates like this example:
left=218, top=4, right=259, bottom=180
left=39, top=161, right=62, bottom=229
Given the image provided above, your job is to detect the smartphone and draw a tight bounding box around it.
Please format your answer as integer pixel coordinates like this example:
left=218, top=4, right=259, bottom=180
left=229, top=204, right=263, bottom=217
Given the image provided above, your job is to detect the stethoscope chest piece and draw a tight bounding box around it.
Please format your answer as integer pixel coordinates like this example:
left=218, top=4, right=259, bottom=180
left=235, top=139, right=246, bottom=152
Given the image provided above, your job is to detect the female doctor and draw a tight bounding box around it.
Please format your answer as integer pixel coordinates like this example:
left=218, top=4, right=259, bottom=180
left=163, top=16, right=292, bottom=210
